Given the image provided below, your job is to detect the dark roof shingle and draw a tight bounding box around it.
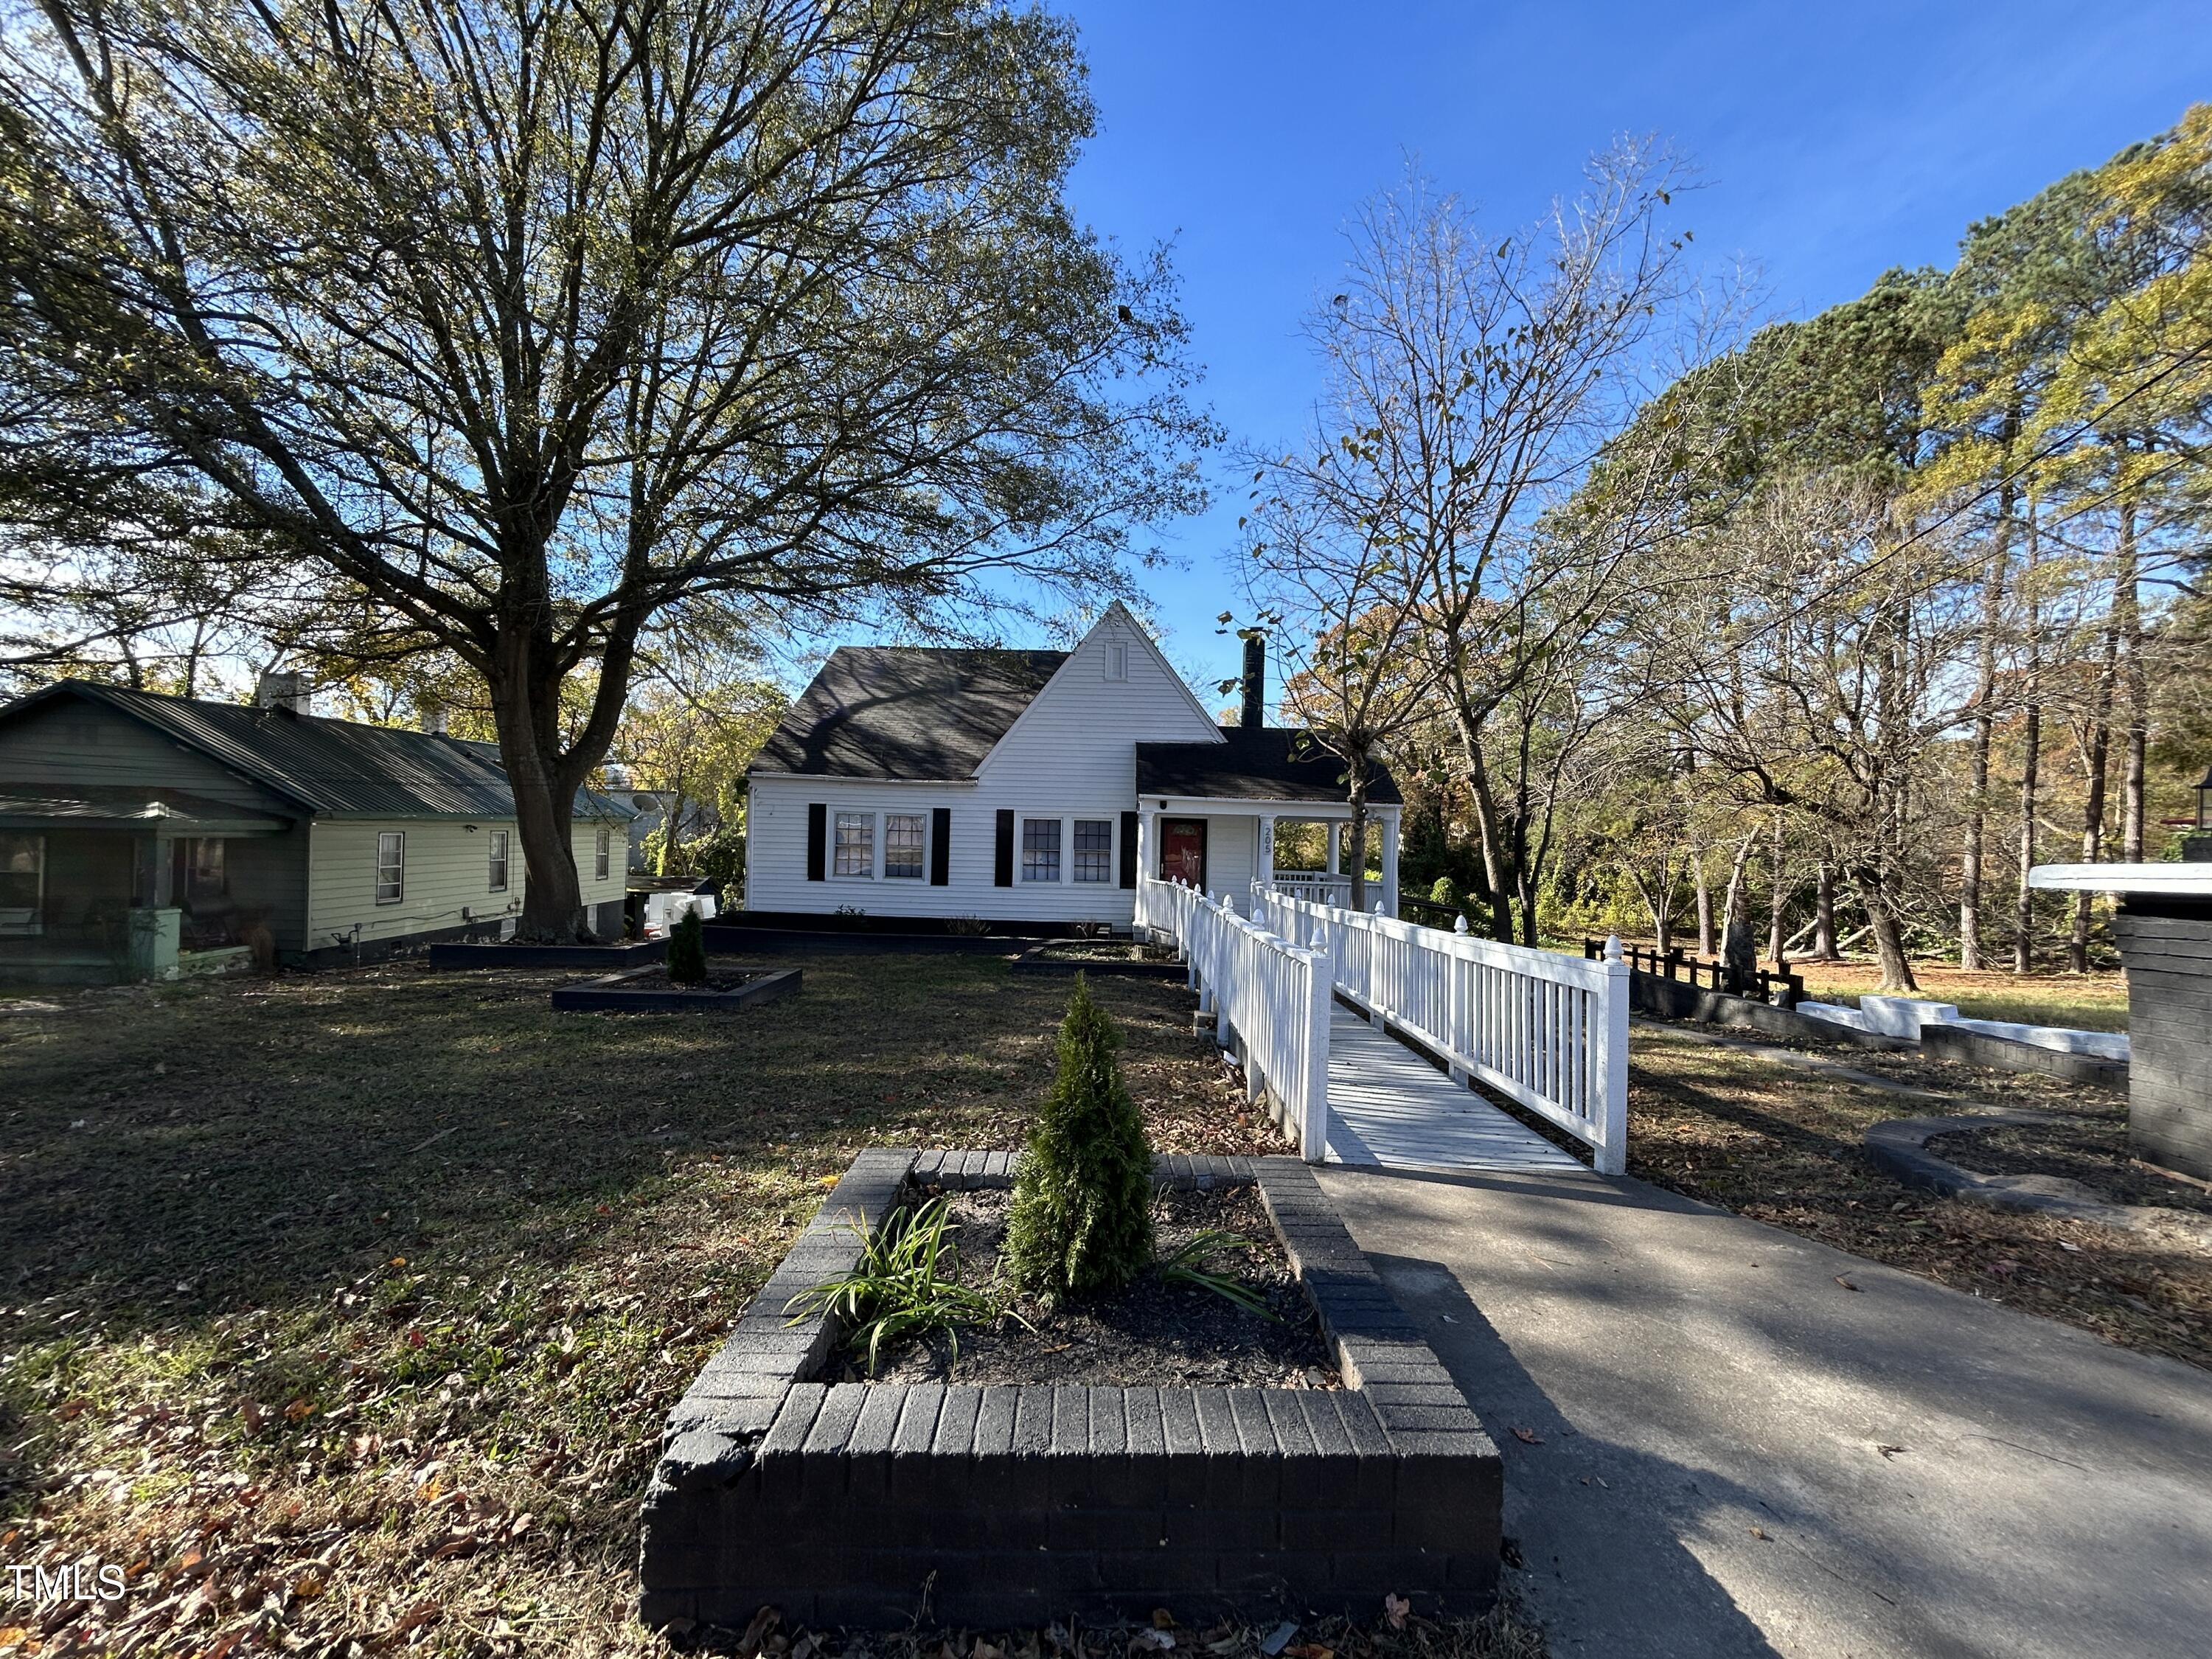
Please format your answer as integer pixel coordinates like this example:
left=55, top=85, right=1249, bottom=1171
left=1, top=683, right=633, bottom=821
left=1135, top=727, right=1402, bottom=805
left=752, top=647, right=1068, bottom=780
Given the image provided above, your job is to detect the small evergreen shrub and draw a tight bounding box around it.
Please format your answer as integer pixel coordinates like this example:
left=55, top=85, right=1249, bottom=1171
left=1003, top=974, right=1155, bottom=1304
left=667, top=908, right=708, bottom=984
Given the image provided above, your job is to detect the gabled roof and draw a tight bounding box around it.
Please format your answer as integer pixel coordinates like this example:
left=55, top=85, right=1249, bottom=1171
left=751, top=647, right=1069, bottom=780
left=0, top=681, right=634, bottom=821
left=1135, top=727, right=1403, bottom=805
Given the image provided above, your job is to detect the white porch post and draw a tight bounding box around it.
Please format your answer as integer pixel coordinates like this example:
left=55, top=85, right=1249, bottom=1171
left=1380, top=810, right=1400, bottom=917
left=1325, top=822, right=1340, bottom=877
left=1259, top=815, right=1276, bottom=894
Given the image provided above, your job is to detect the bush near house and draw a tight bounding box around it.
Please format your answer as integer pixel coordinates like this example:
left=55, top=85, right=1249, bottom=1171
left=666, top=909, right=707, bottom=984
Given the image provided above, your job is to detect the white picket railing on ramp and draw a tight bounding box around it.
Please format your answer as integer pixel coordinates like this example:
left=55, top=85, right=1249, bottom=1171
left=1248, top=884, right=1630, bottom=1175
left=1135, top=876, right=1332, bottom=1161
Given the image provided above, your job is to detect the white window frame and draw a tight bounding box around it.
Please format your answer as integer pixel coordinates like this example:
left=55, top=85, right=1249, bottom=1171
left=594, top=827, right=611, bottom=882
left=375, top=831, right=406, bottom=905
left=1020, top=816, right=1062, bottom=883
left=1072, top=818, right=1114, bottom=883
left=833, top=810, right=876, bottom=879
left=488, top=829, right=509, bottom=892
left=0, top=832, right=45, bottom=933
left=883, top=812, right=926, bottom=880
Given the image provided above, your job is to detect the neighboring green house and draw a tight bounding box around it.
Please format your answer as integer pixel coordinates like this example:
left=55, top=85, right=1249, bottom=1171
left=0, top=675, right=633, bottom=983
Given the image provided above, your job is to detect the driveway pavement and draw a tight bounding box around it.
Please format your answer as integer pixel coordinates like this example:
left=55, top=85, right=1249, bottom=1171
left=1316, top=1163, right=2212, bottom=1659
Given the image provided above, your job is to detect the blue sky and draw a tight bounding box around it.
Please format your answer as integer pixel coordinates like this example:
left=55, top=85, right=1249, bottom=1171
left=1046, top=0, right=2212, bottom=697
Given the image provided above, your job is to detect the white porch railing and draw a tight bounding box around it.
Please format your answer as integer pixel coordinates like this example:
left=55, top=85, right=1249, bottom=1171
left=1135, top=876, right=1332, bottom=1162
left=1252, top=883, right=1630, bottom=1175
left=1267, top=870, right=1354, bottom=906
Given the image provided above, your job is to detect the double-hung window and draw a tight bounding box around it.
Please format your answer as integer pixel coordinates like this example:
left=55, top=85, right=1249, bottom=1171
left=375, top=832, right=406, bottom=904
left=834, top=812, right=875, bottom=877
left=594, top=827, right=611, bottom=881
left=488, top=830, right=510, bottom=892
left=883, top=813, right=925, bottom=879
left=1073, top=819, right=1113, bottom=883
left=1020, top=818, right=1061, bottom=882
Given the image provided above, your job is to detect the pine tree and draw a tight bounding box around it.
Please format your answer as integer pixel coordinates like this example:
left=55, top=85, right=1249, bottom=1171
left=667, top=909, right=708, bottom=984
left=1003, top=975, right=1155, bottom=1304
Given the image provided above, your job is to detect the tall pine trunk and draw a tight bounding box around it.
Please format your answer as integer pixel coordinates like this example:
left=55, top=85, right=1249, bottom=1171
left=2115, top=484, right=2147, bottom=863
left=2014, top=503, right=2042, bottom=975
left=1958, top=448, right=2015, bottom=970
left=2069, top=610, right=2119, bottom=974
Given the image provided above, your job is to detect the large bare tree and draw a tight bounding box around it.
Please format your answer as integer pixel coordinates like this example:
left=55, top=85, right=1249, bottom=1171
left=0, top=0, right=1211, bottom=934
left=1288, top=149, right=1705, bottom=941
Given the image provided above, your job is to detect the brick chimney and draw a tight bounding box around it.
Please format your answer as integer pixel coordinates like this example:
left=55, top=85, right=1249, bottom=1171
left=1239, top=635, right=1265, bottom=728
left=254, top=670, right=312, bottom=716
left=420, top=697, right=448, bottom=736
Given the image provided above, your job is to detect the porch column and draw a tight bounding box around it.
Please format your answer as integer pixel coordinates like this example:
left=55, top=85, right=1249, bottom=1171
left=1258, top=815, right=1276, bottom=894
left=1325, top=823, right=1340, bottom=877
left=1140, top=810, right=1161, bottom=881
left=130, top=832, right=180, bottom=981
left=1380, top=810, right=1400, bottom=917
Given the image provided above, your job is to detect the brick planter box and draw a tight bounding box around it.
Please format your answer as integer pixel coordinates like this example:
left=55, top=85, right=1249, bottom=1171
left=552, top=965, right=802, bottom=1013
left=639, top=1150, right=1501, bottom=1629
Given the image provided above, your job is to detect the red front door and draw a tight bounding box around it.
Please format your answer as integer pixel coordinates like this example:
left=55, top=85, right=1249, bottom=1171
left=1161, top=818, right=1206, bottom=888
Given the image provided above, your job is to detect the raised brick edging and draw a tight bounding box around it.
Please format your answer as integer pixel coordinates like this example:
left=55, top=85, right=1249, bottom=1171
left=640, top=1150, right=1500, bottom=1628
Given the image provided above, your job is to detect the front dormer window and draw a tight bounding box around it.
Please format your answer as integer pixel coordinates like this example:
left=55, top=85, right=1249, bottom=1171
left=1105, top=639, right=1129, bottom=681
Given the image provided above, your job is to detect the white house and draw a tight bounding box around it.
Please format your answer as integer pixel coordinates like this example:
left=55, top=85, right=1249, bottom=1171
left=743, top=604, right=1402, bottom=929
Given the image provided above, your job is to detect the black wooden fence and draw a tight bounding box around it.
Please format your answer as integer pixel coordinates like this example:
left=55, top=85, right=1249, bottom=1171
left=1582, top=938, right=1805, bottom=1009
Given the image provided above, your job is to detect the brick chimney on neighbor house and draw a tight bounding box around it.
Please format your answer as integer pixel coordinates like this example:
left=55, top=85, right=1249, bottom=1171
left=1240, top=634, right=1266, bottom=728
left=254, top=670, right=312, bottom=716
left=420, top=697, right=448, bottom=736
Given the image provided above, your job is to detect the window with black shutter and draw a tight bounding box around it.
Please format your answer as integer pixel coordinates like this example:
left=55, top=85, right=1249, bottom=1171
left=1119, top=811, right=1138, bottom=888
left=993, top=810, right=1014, bottom=886
left=930, top=807, right=951, bottom=885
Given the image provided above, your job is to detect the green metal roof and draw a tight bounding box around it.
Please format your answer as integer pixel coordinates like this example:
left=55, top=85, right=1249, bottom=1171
left=0, top=682, right=636, bottom=824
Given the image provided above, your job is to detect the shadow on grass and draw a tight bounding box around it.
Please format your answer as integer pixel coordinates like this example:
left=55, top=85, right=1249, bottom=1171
left=0, top=949, right=1213, bottom=1335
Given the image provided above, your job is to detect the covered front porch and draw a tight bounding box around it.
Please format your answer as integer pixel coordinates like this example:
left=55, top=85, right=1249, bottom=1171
left=1132, top=798, right=1401, bottom=915
left=0, top=788, right=293, bottom=983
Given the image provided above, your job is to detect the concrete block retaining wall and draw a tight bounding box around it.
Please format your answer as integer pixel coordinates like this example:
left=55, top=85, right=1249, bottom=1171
left=2114, top=911, right=2212, bottom=1180
left=640, top=1150, right=1501, bottom=1628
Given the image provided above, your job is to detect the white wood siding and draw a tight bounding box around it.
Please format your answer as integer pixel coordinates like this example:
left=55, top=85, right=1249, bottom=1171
left=305, top=817, right=626, bottom=947
left=746, top=611, right=1227, bottom=923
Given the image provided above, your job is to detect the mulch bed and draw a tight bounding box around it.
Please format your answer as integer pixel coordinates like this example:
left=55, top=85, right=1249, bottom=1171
left=1033, top=942, right=1180, bottom=964
left=1930, top=1111, right=2212, bottom=1217
left=605, top=967, right=767, bottom=992
left=834, top=1185, right=1338, bottom=1388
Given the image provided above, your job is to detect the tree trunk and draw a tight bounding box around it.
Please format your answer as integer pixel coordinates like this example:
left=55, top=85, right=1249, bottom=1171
left=1813, top=862, right=1839, bottom=959
left=1694, top=853, right=1715, bottom=958
left=1457, top=734, right=1516, bottom=942
left=1347, top=771, right=1371, bottom=913
left=1767, top=813, right=1787, bottom=968
left=1853, top=866, right=1919, bottom=992
left=1958, top=467, right=2013, bottom=970
left=2014, top=502, right=2042, bottom=975
left=2115, top=487, right=2146, bottom=863
left=2070, top=612, right=2119, bottom=974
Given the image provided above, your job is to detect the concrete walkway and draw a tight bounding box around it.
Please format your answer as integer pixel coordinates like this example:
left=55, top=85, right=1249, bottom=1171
left=1316, top=1162, right=2212, bottom=1659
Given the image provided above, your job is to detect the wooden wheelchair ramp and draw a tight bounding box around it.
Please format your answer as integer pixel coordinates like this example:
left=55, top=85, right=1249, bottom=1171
left=1322, top=1004, right=1586, bottom=1174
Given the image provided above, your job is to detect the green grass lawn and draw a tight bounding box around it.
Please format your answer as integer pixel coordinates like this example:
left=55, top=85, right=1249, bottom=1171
left=0, top=952, right=1291, bottom=1657
left=1787, top=961, right=2132, bottom=1032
